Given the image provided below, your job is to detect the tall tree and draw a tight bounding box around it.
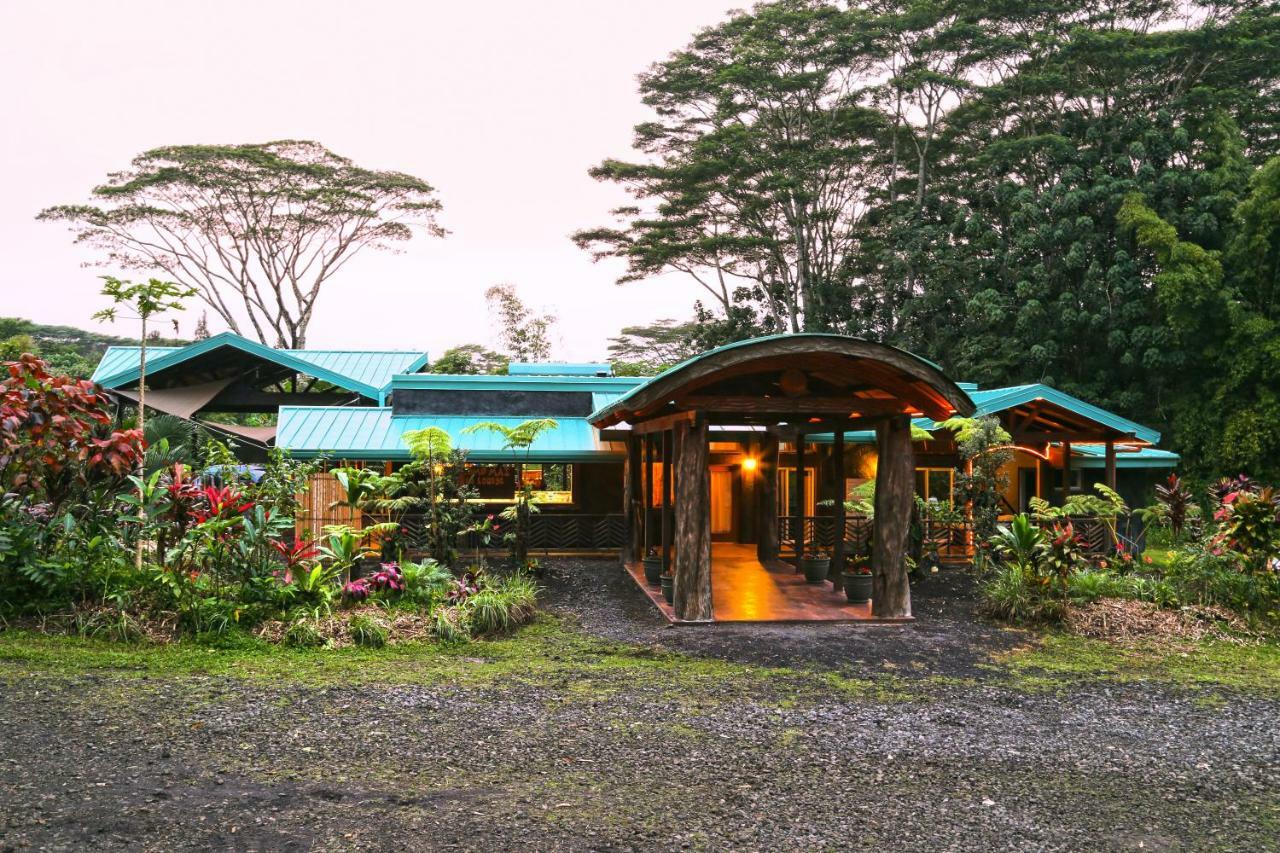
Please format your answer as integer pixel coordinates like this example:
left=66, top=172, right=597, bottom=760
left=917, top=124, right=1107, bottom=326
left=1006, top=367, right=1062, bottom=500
left=485, top=284, right=554, bottom=362
left=606, top=319, right=704, bottom=374
left=430, top=344, right=510, bottom=375
left=41, top=140, right=446, bottom=349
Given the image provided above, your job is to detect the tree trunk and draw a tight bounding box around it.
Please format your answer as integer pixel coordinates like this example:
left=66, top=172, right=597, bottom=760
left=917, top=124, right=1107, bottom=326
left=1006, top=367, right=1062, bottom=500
left=756, top=432, right=779, bottom=564
left=673, top=418, right=712, bottom=622
left=831, top=429, right=846, bottom=580
left=872, top=415, right=914, bottom=618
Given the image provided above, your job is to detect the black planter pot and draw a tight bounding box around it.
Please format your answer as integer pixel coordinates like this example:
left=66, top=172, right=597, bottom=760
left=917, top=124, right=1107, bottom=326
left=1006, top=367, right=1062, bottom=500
left=660, top=574, right=675, bottom=604
left=642, top=556, right=663, bottom=586
left=842, top=571, right=873, bottom=603
left=799, top=556, right=831, bottom=584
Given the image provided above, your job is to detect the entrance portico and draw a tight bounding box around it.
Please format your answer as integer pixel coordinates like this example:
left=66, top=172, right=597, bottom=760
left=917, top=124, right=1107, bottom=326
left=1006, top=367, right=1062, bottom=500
left=592, top=334, right=975, bottom=623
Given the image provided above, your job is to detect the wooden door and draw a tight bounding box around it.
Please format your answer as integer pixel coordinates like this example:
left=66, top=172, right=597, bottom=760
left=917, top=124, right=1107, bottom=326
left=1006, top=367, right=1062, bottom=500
left=710, top=467, right=734, bottom=540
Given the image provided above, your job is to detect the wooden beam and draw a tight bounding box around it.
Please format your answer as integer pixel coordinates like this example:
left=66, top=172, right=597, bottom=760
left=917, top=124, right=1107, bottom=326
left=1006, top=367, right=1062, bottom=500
left=679, top=395, right=909, bottom=417
left=756, top=432, right=779, bottom=564
left=630, top=410, right=697, bottom=436
left=872, top=415, right=914, bottom=618
left=673, top=417, right=713, bottom=621
left=622, top=435, right=642, bottom=566
left=1010, top=430, right=1129, bottom=443
left=832, top=429, right=846, bottom=580
left=1105, top=439, right=1117, bottom=490
left=794, top=436, right=806, bottom=561
left=643, top=434, right=654, bottom=554
left=1061, top=440, right=1072, bottom=505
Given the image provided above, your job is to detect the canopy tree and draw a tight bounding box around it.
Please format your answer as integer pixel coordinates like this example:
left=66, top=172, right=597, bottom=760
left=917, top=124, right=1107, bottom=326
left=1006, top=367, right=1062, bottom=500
left=485, top=284, right=554, bottom=362
left=40, top=140, right=446, bottom=349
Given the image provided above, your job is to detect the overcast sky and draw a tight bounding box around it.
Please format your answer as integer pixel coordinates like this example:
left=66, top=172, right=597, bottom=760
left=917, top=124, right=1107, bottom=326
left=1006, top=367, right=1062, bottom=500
left=0, top=1, right=742, bottom=360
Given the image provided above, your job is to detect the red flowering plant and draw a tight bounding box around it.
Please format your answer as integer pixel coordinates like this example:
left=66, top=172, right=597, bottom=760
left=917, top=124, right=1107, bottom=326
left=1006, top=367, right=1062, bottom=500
left=0, top=355, right=143, bottom=512
left=269, top=539, right=320, bottom=585
left=367, top=562, right=405, bottom=594
left=1210, top=487, right=1280, bottom=574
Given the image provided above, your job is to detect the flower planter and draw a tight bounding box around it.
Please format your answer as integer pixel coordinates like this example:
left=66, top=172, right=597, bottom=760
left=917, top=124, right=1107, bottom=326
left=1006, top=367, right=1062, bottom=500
left=799, top=556, right=831, bottom=584
left=660, top=574, right=675, bottom=604
left=642, top=556, right=664, bottom=586
left=842, top=571, right=873, bottom=603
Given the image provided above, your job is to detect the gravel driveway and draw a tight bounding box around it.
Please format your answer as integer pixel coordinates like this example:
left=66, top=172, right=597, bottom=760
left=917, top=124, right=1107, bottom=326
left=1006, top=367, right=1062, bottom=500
left=1, top=559, right=1277, bottom=852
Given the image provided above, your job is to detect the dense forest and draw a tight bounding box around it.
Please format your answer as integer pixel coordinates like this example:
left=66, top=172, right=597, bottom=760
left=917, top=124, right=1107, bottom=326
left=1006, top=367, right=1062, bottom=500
left=0, top=317, right=187, bottom=380
left=581, top=0, right=1280, bottom=482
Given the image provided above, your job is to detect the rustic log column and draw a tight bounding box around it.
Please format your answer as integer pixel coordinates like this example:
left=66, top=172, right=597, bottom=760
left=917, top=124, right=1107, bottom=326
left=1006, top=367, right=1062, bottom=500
left=831, top=428, right=846, bottom=581
left=661, top=429, right=673, bottom=572
left=872, top=414, right=914, bottom=618
left=1061, top=440, right=1072, bottom=505
left=1104, top=439, right=1117, bottom=490
left=643, top=434, right=654, bottom=555
left=756, top=431, right=780, bottom=564
left=622, top=435, right=641, bottom=566
left=673, top=417, right=713, bottom=621
left=794, top=435, right=806, bottom=563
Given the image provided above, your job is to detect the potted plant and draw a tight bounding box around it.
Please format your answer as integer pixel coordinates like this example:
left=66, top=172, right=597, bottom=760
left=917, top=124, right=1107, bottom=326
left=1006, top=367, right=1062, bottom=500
left=798, top=550, right=831, bottom=584
left=660, top=570, right=675, bottom=604
left=842, top=559, right=873, bottom=603
left=642, top=547, right=663, bottom=586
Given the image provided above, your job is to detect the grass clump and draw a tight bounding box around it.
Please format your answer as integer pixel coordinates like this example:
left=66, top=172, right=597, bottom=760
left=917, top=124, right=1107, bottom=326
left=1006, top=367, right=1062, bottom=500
left=348, top=614, right=389, bottom=649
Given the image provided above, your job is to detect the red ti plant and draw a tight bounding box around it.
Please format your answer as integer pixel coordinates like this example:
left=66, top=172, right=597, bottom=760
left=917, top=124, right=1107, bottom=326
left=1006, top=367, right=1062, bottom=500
left=270, top=539, right=320, bottom=585
left=1155, top=474, right=1193, bottom=539
left=193, top=485, right=255, bottom=523
left=0, top=354, right=143, bottom=509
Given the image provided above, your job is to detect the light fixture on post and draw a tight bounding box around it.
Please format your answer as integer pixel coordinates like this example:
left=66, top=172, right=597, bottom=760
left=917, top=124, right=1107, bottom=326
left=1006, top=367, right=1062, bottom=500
left=741, top=456, right=758, bottom=472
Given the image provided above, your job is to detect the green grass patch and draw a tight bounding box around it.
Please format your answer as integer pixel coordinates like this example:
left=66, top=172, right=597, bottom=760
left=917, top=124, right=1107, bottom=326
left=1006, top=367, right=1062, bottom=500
left=997, top=632, right=1280, bottom=695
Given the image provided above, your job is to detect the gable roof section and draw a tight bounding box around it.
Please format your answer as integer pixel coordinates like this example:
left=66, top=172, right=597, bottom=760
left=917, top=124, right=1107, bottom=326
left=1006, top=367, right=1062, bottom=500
left=942, top=383, right=1162, bottom=444
left=276, top=407, right=620, bottom=462
left=93, top=332, right=429, bottom=402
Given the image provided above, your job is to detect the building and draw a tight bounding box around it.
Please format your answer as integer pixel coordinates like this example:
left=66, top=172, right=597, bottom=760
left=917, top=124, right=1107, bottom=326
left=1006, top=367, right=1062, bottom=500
left=93, top=332, right=1177, bottom=619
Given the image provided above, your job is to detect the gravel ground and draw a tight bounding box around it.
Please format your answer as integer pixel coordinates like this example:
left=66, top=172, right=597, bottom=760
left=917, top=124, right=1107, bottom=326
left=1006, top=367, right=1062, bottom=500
left=1, top=558, right=1277, bottom=852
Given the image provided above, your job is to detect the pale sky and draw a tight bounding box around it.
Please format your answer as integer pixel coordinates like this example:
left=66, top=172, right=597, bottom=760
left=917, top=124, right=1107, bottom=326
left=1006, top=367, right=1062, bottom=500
left=0, top=1, right=743, bottom=360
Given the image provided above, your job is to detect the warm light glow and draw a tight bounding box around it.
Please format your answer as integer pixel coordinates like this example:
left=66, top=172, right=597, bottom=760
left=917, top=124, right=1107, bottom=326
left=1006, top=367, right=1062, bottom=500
left=741, top=456, right=758, bottom=472
left=433, top=463, right=445, bottom=475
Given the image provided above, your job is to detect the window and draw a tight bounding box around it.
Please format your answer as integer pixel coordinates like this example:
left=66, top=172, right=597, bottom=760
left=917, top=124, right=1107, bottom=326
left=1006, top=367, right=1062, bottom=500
left=462, top=463, right=573, bottom=505
left=914, top=467, right=954, bottom=505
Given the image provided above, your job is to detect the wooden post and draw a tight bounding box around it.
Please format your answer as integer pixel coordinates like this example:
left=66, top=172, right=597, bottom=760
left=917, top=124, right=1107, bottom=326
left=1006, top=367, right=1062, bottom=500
left=794, top=434, right=806, bottom=562
left=1061, top=440, right=1072, bottom=505
left=661, top=429, right=673, bottom=572
left=832, top=428, right=846, bottom=581
left=757, top=431, right=779, bottom=564
left=643, top=434, right=654, bottom=555
left=1105, top=439, right=1117, bottom=490
left=673, top=417, right=713, bottom=621
left=872, top=415, right=914, bottom=618
left=622, top=435, right=641, bottom=566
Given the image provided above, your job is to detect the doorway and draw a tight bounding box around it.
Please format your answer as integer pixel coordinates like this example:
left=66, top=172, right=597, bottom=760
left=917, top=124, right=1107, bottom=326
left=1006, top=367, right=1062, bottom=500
left=710, top=466, right=735, bottom=541
left=1017, top=467, right=1037, bottom=512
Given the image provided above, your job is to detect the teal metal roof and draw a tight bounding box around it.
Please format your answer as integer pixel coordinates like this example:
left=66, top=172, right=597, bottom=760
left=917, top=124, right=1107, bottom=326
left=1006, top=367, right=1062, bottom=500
left=1070, top=445, right=1179, bottom=468
left=276, top=407, right=623, bottom=462
left=389, top=373, right=644, bottom=394
left=930, top=383, right=1162, bottom=444
left=91, top=346, right=182, bottom=383
left=508, top=362, right=612, bottom=377
left=92, top=333, right=429, bottom=403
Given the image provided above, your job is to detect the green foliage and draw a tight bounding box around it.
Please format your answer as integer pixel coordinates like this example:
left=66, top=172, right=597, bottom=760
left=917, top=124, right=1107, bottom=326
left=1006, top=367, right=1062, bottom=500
left=348, top=614, right=389, bottom=649
left=606, top=319, right=703, bottom=375
left=283, top=618, right=325, bottom=649
left=485, top=283, right=553, bottom=362
left=430, top=344, right=509, bottom=375
left=942, top=416, right=1012, bottom=541
left=982, top=561, right=1067, bottom=625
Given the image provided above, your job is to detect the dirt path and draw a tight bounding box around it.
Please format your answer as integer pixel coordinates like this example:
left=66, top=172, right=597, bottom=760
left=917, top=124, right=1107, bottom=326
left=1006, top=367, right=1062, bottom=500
left=1, top=560, right=1277, bottom=851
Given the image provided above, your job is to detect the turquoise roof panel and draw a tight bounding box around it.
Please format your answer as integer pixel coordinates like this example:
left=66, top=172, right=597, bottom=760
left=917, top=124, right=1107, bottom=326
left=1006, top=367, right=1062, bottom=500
left=508, top=362, right=612, bottom=377
left=91, top=346, right=182, bottom=383
left=1070, top=445, right=1180, bottom=469
left=92, top=332, right=428, bottom=402
left=276, top=407, right=622, bottom=462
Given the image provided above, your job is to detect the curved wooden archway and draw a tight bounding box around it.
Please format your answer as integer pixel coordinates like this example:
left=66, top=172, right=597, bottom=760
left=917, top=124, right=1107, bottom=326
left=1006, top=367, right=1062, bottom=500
left=596, top=334, right=975, bottom=623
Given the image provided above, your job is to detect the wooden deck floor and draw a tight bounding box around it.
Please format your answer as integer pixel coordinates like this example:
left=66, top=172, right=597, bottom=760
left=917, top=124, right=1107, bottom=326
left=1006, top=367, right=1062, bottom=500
left=625, top=543, right=910, bottom=624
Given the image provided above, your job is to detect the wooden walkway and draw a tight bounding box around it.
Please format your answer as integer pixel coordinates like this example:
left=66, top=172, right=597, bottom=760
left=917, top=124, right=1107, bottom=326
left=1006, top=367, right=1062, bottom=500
left=625, top=543, right=910, bottom=624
